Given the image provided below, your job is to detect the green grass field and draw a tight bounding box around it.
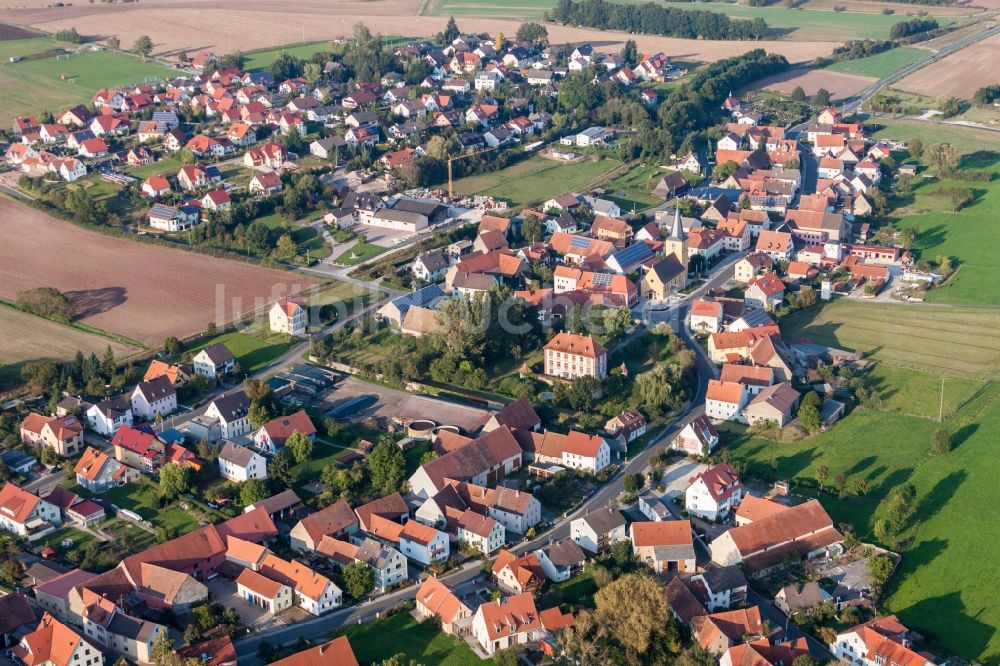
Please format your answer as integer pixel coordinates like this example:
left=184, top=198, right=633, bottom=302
left=65, top=479, right=199, bottom=533
left=427, top=0, right=961, bottom=40
left=866, top=123, right=1000, bottom=305
left=780, top=300, right=1000, bottom=378
left=255, top=212, right=332, bottom=260
left=335, top=242, right=387, bottom=265
left=723, top=381, right=1000, bottom=662
left=604, top=163, right=666, bottom=212
left=188, top=330, right=297, bottom=374
left=334, top=611, right=488, bottom=665
left=826, top=47, right=928, bottom=78
left=451, top=154, right=624, bottom=208
left=0, top=38, right=176, bottom=126
left=242, top=41, right=334, bottom=72
left=866, top=364, right=984, bottom=419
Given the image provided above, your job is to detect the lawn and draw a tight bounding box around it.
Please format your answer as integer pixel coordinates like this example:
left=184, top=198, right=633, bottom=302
left=256, top=212, right=332, bottom=260
left=304, top=280, right=385, bottom=323
left=866, top=364, right=984, bottom=420
left=242, top=41, right=334, bottom=72
left=38, top=526, right=96, bottom=552
left=450, top=154, right=624, bottom=208
left=0, top=41, right=176, bottom=126
left=334, top=610, right=488, bottom=665
left=334, top=242, right=387, bottom=265
left=188, top=330, right=298, bottom=375
left=826, top=47, right=928, bottom=79
left=426, top=0, right=962, bottom=39
left=869, top=118, right=1000, bottom=155
left=64, top=479, right=199, bottom=534
left=780, top=300, right=1000, bottom=378
left=127, top=155, right=183, bottom=180
left=604, top=163, right=666, bottom=212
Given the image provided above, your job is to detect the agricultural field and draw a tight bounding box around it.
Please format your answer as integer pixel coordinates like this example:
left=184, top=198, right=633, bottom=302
left=756, top=67, right=876, bottom=101
left=869, top=118, right=1000, bottom=154
left=780, top=300, right=1000, bottom=378
left=450, top=154, right=624, bottom=208
left=427, top=0, right=963, bottom=41
left=0, top=36, right=175, bottom=126
left=723, top=382, right=1000, bottom=662
left=825, top=46, right=928, bottom=79
left=0, top=199, right=319, bottom=347
left=0, top=305, right=141, bottom=388
left=4, top=0, right=839, bottom=65
left=896, top=31, right=1000, bottom=99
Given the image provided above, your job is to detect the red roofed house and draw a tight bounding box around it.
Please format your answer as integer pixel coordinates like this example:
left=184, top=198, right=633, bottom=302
left=831, top=615, right=937, bottom=666
left=200, top=188, right=232, bottom=212
left=415, top=576, right=473, bottom=635
left=629, top=520, right=696, bottom=574
left=77, top=138, right=108, bottom=158
left=705, top=380, right=748, bottom=423
left=472, top=593, right=544, bottom=656
left=268, top=637, right=359, bottom=666
left=13, top=613, right=100, bottom=666
left=721, top=638, right=810, bottom=666
left=20, top=413, right=84, bottom=457
left=744, top=272, right=786, bottom=311
left=491, top=549, right=545, bottom=595
left=560, top=431, right=612, bottom=473
left=141, top=176, right=171, bottom=198
left=689, top=298, right=723, bottom=333
left=543, top=332, right=608, bottom=380
left=685, top=463, right=744, bottom=521
left=268, top=296, right=307, bottom=336
left=0, top=482, right=61, bottom=538
left=252, top=409, right=316, bottom=455
left=177, top=166, right=207, bottom=191
left=693, top=606, right=767, bottom=655
left=710, top=499, right=843, bottom=574
left=290, top=500, right=359, bottom=552
left=248, top=171, right=283, bottom=196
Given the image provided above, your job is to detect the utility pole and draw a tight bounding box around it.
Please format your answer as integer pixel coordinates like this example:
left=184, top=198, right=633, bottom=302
left=939, top=377, right=945, bottom=423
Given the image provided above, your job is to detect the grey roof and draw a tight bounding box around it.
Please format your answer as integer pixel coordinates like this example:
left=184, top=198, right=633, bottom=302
left=652, top=544, right=696, bottom=562
left=210, top=390, right=250, bottom=422
left=199, top=342, right=234, bottom=366
left=373, top=208, right=427, bottom=226
left=93, top=396, right=131, bottom=418
left=417, top=249, right=448, bottom=273
left=639, top=491, right=671, bottom=519
left=390, top=196, right=446, bottom=218
left=219, top=441, right=258, bottom=467
left=579, top=507, right=625, bottom=535
left=356, top=537, right=400, bottom=570
left=248, top=489, right=302, bottom=515
left=777, top=581, right=827, bottom=611
left=134, top=375, right=175, bottom=403
left=452, top=271, right=496, bottom=291
left=107, top=612, right=158, bottom=642
left=698, top=565, right=747, bottom=593
left=541, top=538, right=586, bottom=567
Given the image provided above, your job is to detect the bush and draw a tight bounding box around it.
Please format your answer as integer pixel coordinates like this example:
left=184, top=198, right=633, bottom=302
left=17, top=287, right=75, bottom=323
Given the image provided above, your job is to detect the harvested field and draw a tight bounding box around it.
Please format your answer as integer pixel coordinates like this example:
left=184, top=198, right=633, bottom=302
left=0, top=22, right=39, bottom=40
left=755, top=67, right=876, bottom=101
left=896, top=32, right=1000, bottom=99
left=0, top=199, right=319, bottom=347
left=780, top=300, right=1000, bottom=379
left=0, top=306, right=140, bottom=387
left=0, top=0, right=837, bottom=64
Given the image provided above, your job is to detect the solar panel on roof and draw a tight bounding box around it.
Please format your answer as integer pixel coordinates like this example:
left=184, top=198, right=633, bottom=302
left=570, top=235, right=591, bottom=249
left=591, top=272, right=613, bottom=286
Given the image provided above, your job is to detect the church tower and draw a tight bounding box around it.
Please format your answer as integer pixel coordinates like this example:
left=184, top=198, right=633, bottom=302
left=663, top=208, right=688, bottom=269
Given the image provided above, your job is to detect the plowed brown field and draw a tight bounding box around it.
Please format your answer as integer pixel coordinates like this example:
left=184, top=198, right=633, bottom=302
left=0, top=199, right=318, bottom=346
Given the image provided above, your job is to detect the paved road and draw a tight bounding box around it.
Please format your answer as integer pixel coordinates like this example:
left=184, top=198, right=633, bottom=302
left=234, top=561, right=481, bottom=664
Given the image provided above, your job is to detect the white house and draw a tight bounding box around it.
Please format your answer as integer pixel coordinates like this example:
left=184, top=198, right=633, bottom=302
left=705, top=380, right=748, bottom=423
left=472, top=593, right=544, bottom=656
left=0, top=483, right=61, bottom=538
left=269, top=296, right=307, bottom=336
left=218, top=442, right=267, bottom=482
left=533, top=538, right=586, bottom=582
left=192, top=343, right=235, bottom=379
left=689, top=299, right=723, bottom=334
left=129, top=376, right=177, bottom=421
left=830, top=616, right=936, bottom=666
left=203, top=391, right=252, bottom=440
left=570, top=508, right=626, bottom=554
left=412, top=250, right=449, bottom=282
left=398, top=520, right=450, bottom=565
left=86, top=397, right=133, bottom=437
left=560, top=431, right=611, bottom=473
left=456, top=510, right=505, bottom=556
left=671, top=414, right=720, bottom=456
left=685, top=463, right=744, bottom=521
left=744, top=272, right=785, bottom=312
left=237, top=568, right=293, bottom=615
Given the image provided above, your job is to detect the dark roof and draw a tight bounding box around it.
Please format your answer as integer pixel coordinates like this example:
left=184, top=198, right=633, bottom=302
left=390, top=196, right=446, bottom=218
left=649, top=255, right=686, bottom=283
left=578, top=507, right=626, bottom=535
left=219, top=442, right=258, bottom=467
left=248, top=489, right=302, bottom=516
left=210, top=391, right=250, bottom=422
left=490, top=398, right=541, bottom=431
left=541, top=538, right=586, bottom=567
left=199, top=343, right=235, bottom=366
left=666, top=577, right=706, bottom=624
left=0, top=593, right=37, bottom=634
left=134, top=375, right=175, bottom=402
left=107, top=612, right=157, bottom=642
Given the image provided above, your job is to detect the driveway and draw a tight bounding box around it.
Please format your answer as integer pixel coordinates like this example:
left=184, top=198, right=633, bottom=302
left=207, top=578, right=285, bottom=630
left=660, top=459, right=707, bottom=499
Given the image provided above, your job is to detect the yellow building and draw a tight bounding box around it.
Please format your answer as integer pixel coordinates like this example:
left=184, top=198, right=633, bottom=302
left=642, top=209, right=688, bottom=300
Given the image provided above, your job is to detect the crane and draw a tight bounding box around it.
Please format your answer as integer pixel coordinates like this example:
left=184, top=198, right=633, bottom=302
left=447, top=145, right=500, bottom=200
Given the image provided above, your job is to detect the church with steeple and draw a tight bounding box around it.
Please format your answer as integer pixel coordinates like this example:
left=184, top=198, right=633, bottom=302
left=641, top=209, right=689, bottom=301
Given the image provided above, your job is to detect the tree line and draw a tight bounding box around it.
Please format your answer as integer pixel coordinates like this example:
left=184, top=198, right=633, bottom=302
left=550, top=0, right=768, bottom=41
left=889, top=17, right=939, bottom=39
